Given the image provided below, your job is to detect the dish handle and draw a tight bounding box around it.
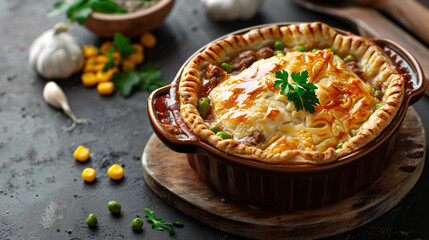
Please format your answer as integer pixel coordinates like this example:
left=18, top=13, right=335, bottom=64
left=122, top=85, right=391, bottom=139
left=147, top=85, right=200, bottom=154
left=373, top=38, right=425, bottom=105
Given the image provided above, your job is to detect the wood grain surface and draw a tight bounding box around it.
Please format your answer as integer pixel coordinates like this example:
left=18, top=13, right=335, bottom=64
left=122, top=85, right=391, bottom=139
left=142, top=107, right=426, bottom=240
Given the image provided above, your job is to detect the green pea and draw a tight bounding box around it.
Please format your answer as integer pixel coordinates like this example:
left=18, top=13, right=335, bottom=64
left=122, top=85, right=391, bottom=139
left=312, top=49, right=319, bottom=53
left=296, top=45, right=306, bottom=52
left=376, top=103, right=383, bottom=109
left=337, top=142, right=343, bottom=149
left=371, top=86, right=378, bottom=92
left=274, top=41, right=284, bottom=50
left=86, top=214, right=98, bottom=227
left=209, top=125, right=221, bottom=134
left=374, top=90, right=384, bottom=99
left=216, top=131, right=231, bottom=139
left=131, top=217, right=144, bottom=231
left=345, top=54, right=355, bottom=62
left=220, top=62, right=232, bottom=73
left=274, top=50, right=284, bottom=56
left=107, top=201, right=121, bottom=214
left=198, top=97, right=210, bottom=116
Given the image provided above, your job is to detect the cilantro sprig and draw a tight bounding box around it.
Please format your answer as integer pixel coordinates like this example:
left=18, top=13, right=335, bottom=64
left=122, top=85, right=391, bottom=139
left=144, top=208, right=183, bottom=235
left=273, top=70, right=319, bottom=113
left=102, top=47, right=116, bottom=72
left=47, top=0, right=127, bottom=24
left=112, top=64, right=166, bottom=97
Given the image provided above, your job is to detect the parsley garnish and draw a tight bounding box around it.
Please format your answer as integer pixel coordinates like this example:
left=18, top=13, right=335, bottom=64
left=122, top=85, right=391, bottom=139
left=102, top=47, right=116, bottom=72
left=47, top=0, right=127, bottom=24
left=144, top=208, right=183, bottom=235
left=112, top=64, right=166, bottom=97
left=273, top=70, right=319, bottom=113
left=113, top=33, right=136, bottom=59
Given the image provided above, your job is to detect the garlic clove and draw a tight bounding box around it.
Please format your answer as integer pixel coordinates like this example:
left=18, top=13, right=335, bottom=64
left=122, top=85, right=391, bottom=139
left=43, top=81, right=68, bottom=109
left=43, top=81, right=93, bottom=131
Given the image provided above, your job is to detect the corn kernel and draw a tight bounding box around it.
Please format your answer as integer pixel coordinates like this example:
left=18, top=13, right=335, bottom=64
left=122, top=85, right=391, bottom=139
left=83, top=64, right=95, bottom=73
left=81, top=72, right=97, bottom=87
left=140, top=32, right=156, bottom=48
left=100, top=41, right=115, bottom=54
left=83, top=45, right=99, bottom=58
left=129, top=52, right=144, bottom=64
left=112, top=51, right=122, bottom=65
left=96, top=70, right=113, bottom=82
left=107, top=164, right=124, bottom=180
left=73, top=145, right=90, bottom=162
left=86, top=56, right=97, bottom=65
left=95, top=55, right=109, bottom=64
left=97, top=82, right=115, bottom=95
left=131, top=43, right=143, bottom=53
left=81, top=168, right=96, bottom=182
left=122, top=59, right=135, bottom=71
left=93, top=63, right=105, bottom=72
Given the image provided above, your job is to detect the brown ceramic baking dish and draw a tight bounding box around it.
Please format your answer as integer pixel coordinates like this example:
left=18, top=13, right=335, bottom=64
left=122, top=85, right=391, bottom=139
left=147, top=23, right=425, bottom=211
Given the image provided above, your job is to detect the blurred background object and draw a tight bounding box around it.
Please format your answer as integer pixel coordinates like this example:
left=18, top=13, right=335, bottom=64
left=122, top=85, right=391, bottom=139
left=201, top=0, right=262, bottom=20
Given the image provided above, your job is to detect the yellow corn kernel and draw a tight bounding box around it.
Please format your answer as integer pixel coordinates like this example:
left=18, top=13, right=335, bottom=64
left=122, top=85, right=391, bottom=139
left=129, top=52, right=144, bottom=64
left=95, top=55, right=109, bottom=64
left=86, top=56, right=97, bottom=65
left=107, top=164, right=124, bottom=180
left=100, top=41, right=115, bottom=54
left=97, top=82, right=115, bottom=95
left=108, top=67, right=119, bottom=74
left=140, top=32, right=156, bottom=48
left=121, top=59, right=135, bottom=71
left=112, top=51, right=122, bottom=65
left=81, top=168, right=96, bottom=182
left=81, top=72, right=97, bottom=87
left=83, top=64, right=95, bottom=73
left=93, top=63, right=105, bottom=72
left=73, top=145, right=90, bottom=162
left=83, top=45, right=99, bottom=58
left=96, top=70, right=113, bottom=82
left=131, top=43, right=143, bottom=53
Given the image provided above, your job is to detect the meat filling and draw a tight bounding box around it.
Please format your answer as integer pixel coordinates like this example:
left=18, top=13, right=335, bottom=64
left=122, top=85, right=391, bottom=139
left=202, top=64, right=227, bottom=96
left=231, top=50, right=258, bottom=71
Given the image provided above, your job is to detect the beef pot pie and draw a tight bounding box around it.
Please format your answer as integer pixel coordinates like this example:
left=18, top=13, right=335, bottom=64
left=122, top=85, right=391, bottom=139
left=178, top=22, right=404, bottom=165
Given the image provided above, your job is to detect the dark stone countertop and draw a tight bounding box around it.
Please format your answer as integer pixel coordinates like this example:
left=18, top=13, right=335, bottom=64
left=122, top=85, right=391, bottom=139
left=1, top=0, right=429, bottom=239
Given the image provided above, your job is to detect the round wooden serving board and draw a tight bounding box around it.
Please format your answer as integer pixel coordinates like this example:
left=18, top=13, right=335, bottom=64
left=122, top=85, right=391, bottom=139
left=142, top=107, right=426, bottom=240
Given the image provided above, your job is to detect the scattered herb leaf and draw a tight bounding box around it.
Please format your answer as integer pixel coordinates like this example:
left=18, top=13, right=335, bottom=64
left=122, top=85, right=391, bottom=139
left=144, top=208, right=183, bottom=235
left=113, top=33, right=136, bottom=59
left=103, top=47, right=116, bottom=72
left=112, top=71, right=141, bottom=97
left=139, top=65, right=166, bottom=91
left=112, top=64, right=166, bottom=97
left=273, top=70, right=319, bottom=113
left=47, top=0, right=127, bottom=24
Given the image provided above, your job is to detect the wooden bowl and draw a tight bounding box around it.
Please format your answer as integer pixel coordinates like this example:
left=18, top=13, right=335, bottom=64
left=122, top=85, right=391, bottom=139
left=84, top=0, right=174, bottom=38
left=147, top=23, right=425, bottom=211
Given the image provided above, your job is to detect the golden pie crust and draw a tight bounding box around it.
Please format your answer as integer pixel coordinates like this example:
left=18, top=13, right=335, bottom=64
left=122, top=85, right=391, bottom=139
left=178, top=22, right=404, bottom=165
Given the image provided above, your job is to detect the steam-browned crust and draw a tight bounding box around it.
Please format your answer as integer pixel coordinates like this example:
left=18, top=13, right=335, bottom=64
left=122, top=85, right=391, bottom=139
left=178, top=22, right=404, bottom=165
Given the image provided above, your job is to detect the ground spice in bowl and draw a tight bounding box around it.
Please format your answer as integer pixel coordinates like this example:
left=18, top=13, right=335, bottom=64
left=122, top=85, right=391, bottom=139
left=112, top=0, right=161, bottom=12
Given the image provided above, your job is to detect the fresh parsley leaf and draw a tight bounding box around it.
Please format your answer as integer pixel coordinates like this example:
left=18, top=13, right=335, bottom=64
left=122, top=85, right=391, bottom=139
left=113, top=33, right=136, bottom=59
left=139, top=65, right=166, bottom=91
left=103, top=47, right=116, bottom=72
left=112, top=64, right=166, bottom=97
left=112, top=71, right=141, bottom=97
left=91, top=1, right=127, bottom=14
left=144, top=208, right=183, bottom=235
left=273, top=70, right=319, bottom=113
left=47, top=1, right=74, bottom=17
left=47, top=0, right=127, bottom=24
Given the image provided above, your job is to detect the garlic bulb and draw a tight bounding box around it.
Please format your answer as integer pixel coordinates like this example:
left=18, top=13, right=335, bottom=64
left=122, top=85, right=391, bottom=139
left=29, top=23, right=84, bottom=79
left=201, top=0, right=262, bottom=20
left=43, top=81, right=93, bottom=131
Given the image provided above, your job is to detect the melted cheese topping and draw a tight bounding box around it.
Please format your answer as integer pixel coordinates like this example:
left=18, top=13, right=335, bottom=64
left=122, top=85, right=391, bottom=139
left=210, top=50, right=379, bottom=153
